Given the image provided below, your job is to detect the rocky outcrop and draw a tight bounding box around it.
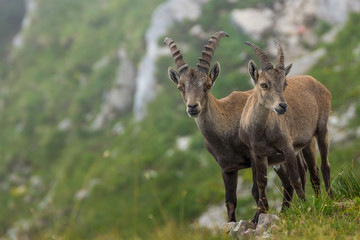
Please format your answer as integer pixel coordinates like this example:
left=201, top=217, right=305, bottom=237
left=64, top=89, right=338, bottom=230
left=223, top=214, right=280, bottom=239
left=231, top=0, right=360, bottom=60
left=329, top=103, right=360, bottom=144
left=58, top=118, right=72, bottom=131
left=91, top=47, right=136, bottom=130
left=288, top=48, right=326, bottom=77
left=231, top=9, right=274, bottom=41
left=198, top=205, right=227, bottom=229
left=315, top=0, right=360, bottom=24
left=12, top=0, right=37, bottom=49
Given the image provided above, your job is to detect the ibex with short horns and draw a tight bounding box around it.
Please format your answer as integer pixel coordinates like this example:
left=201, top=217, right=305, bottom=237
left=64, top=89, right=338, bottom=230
left=240, top=41, right=332, bottom=222
left=164, top=32, right=322, bottom=223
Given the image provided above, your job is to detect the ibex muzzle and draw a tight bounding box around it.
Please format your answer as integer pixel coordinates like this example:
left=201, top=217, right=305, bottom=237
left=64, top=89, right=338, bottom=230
left=276, top=102, right=287, bottom=114
left=187, top=102, right=200, bottom=117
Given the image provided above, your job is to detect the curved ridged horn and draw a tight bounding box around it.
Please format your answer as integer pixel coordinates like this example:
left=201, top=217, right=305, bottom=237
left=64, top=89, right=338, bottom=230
left=274, top=40, right=284, bottom=70
left=164, top=37, right=188, bottom=74
left=197, top=31, right=229, bottom=73
left=244, top=41, right=273, bottom=71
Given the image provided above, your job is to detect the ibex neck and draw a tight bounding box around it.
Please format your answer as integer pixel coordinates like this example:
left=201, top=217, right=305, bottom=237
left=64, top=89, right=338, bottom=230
left=195, top=95, right=220, bottom=127
left=195, top=94, right=234, bottom=141
left=245, top=95, right=273, bottom=132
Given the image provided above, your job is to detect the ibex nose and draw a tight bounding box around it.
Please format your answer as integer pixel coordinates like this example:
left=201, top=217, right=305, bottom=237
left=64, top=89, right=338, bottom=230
left=187, top=103, right=198, bottom=109
left=279, top=103, right=287, bottom=111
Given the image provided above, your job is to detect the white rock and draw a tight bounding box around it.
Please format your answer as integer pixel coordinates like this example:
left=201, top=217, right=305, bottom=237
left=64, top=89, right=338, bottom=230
left=315, top=0, right=360, bottom=25
left=288, top=48, right=326, bottom=77
left=58, top=118, right=72, bottom=131
left=328, top=104, right=358, bottom=144
left=231, top=8, right=274, bottom=41
left=30, top=175, right=42, bottom=189
left=175, top=136, right=191, bottom=151
left=91, top=47, right=136, bottom=130
left=222, top=221, right=237, bottom=233
left=112, top=122, right=125, bottom=135
left=322, top=25, right=342, bottom=44
left=256, top=213, right=280, bottom=232
left=12, top=0, right=37, bottom=49
left=198, top=204, right=227, bottom=229
left=74, top=188, right=88, bottom=200
left=222, top=214, right=280, bottom=239
left=189, top=24, right=209, bottom=40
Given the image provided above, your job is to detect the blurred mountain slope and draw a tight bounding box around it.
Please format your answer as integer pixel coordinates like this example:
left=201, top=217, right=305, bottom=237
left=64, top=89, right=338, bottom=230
left=0, top=0, right=359, bottom=239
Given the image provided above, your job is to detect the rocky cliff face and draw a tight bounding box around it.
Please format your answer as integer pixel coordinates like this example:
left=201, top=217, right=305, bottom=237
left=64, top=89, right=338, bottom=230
left=12, top=0, right=37, bottom=49
left=131, top=0, right=360, bottom=121
left=231, top=0, right=360, bottom=60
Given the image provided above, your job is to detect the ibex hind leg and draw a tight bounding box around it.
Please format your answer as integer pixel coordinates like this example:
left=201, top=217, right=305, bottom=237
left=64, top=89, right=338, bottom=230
left=272, top=163, right=294, bottom=211
left=274, top=153, right=307, bottom=210
left=296, top=151, right=307, bottom=192
left=283, top=149, right=306, bottom=202
left=302, top=139, right=321, bottom=197
left=251, top=165, right=260, bottom=205
left=316, top=125, right=333, bottom=197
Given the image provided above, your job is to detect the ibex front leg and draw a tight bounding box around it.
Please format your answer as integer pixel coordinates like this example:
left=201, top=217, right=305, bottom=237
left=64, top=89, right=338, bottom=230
left=251, top=154, right=269, bottom=224
left=221, top=170, right=238, bottom=222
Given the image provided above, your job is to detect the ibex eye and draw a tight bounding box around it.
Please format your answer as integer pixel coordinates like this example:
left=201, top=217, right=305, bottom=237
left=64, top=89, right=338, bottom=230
left=260, top=83, right=268, bottom=89
left=206, top=84, right=212, bottom=90
left=177, top=86, right=184, bottom=92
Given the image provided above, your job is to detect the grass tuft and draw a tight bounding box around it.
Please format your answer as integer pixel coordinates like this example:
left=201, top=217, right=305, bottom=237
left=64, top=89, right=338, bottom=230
left=270, top=168, right=360, bottom=240
left=332, top=164, right=360, bottom=200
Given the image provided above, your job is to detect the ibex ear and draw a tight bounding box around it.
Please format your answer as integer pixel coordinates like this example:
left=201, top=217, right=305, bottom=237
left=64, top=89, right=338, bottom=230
left=284, top=63, right=292, bottom=76
left=168, top=67, right=180, bottom=85
left=209, top=61, right=220, bottom=84
left=248, top=60, right=259, bottom=86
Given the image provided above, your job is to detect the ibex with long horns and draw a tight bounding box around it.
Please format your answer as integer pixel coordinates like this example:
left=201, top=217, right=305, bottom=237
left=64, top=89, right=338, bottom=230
left=239, top=41, right=332, bottom=222
left=164, top=32, right=322, bottom=223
